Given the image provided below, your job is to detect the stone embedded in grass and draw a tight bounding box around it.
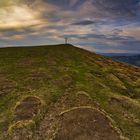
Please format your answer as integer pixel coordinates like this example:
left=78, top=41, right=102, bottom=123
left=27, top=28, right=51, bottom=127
left=55, top=107, right=121, bottom=140
left=14, top=96, right=41, bottom=120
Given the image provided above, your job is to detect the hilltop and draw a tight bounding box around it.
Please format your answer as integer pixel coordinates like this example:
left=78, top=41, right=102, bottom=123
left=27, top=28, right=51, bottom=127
left=0, top=44, right=140, bottom=140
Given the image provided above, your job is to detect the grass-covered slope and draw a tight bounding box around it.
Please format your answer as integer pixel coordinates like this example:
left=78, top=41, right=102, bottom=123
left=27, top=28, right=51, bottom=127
left=0, top=44, right=140, bottom=140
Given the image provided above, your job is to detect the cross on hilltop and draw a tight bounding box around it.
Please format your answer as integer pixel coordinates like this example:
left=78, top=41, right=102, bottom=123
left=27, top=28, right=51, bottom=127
left=65, top=37, right=68, bottom=44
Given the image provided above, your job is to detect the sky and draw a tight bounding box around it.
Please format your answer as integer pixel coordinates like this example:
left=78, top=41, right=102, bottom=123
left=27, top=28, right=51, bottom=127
left=0, top=0, right=140, bottom=53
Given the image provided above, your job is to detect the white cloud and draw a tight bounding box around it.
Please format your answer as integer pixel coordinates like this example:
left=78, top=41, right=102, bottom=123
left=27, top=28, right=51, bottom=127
left=0, top=4, right=43, bottom=29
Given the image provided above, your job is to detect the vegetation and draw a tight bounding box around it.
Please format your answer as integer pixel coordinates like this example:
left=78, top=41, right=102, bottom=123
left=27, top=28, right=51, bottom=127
left=111, top=55, right=140, bottom=67
left=0, top=44, right=140, bottom=140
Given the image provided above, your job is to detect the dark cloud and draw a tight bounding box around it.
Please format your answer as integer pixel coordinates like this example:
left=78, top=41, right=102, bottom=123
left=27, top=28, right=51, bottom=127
left=63, top=33, right=134, bottom=42
left=45, top=0, right=85, bottom=10
left=44, top=0, right=140, bottom=18
left=91, top=0, right=140, bottom=18
left=72, top=20, right=96, bottom=25
left=112, top=29, right=123, bottom=35
left=0, top=28, right=33, bottom=36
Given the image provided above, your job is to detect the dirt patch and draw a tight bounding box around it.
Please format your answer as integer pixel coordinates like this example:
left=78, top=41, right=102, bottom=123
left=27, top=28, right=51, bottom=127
left=14, top=96, right=41, bottom=120
left=10, top=93, right=122, bottom=140
left=0, top=78, right=17, bottom=96
left=35, top=93, right=121, bottom=140
left=54, top=107, right=120, bottom=140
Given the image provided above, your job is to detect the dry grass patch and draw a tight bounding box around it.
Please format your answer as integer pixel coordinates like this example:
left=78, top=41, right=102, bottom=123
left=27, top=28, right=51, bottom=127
left=109, top=96, right=140, bottom=124
left=109, top=96, right=140, bottom=110
left=8, top=120, right=35, bottom=140
left=106, top=74, right=127, bottom=90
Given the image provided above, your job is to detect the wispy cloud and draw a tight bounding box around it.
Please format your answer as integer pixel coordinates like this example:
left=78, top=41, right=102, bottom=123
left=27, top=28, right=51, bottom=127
left=0, top=0, right=140, bottom=53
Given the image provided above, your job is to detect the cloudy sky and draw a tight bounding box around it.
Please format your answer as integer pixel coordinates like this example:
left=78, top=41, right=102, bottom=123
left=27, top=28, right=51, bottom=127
left=0, top=0, right=140, bottom=53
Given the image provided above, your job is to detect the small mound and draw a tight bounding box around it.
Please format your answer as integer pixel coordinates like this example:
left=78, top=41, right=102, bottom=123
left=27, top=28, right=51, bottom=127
left=76, top=91, right=99, bottom=107
left=8, top=120, right=35, bottom=140
left=55, top=108, right=120, bottom=140
left=0, top=78, right=16, bottom=96
left=106, top=74, right=127, bottom=90
left=14, top=96, right=41, bottom=120
left=27, top=70, right=51, bottom=81
left=109, top=96, right=140, bottom=123
left=109, top=96, right=133, bottom=110
left=77, top=91, right=91, bottom=98
left=18, top=58, right=34, bottom=67
left=54, top=75, right=74, bottom=88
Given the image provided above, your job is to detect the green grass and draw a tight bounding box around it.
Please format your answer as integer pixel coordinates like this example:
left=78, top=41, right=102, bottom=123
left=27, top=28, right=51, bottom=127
left=0, top=44, right=140, bottom=139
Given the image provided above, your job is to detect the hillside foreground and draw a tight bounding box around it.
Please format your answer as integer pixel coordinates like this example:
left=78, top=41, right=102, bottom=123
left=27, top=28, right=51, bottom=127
left=0, top=44, right=140, bottom=140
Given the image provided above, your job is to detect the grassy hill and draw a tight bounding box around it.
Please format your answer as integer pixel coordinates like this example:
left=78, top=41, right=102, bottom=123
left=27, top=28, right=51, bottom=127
left=0, top=44, right=140, bottom=140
